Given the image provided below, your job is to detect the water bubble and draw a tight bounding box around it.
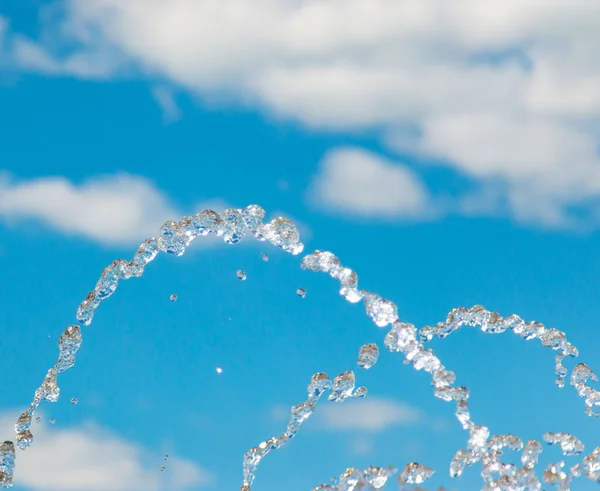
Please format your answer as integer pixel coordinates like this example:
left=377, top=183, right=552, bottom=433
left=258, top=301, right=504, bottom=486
left=296, top=288, right=306, bottom=298
left=236, top=270, right=247, bottom=281
left=170, top=294, right=178, bottom=302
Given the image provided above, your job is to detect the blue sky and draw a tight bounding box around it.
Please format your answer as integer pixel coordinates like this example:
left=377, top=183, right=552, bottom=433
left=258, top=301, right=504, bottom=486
left=1, top=1, right=600, bottom=490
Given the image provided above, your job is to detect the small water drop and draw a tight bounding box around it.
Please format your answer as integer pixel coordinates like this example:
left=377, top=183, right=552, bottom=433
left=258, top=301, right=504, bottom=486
left=216, top=366, right=223, bottom=374
left=296, top=288, right=306, bottom=298
left=35, top=417, right=41, bottom=424
left=160, top=466, right=166, bottom=472
left=70, top=397, right=78, bottom=405
left=170, top=294, right=178, bottom=302
left=49, top=418, right=55, bottom=425
left=236, top=270, right=247, bottom=281
left=358, top=343, right=379, bottom=370
left=262, top=253, right=269, bottom=262
left=164, top=454, right=169, bottom=461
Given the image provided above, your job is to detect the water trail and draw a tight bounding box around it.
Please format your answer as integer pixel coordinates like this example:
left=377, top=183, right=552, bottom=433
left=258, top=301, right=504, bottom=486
left=312, top=465, right=397, bottom=490
left=2, top=205, right=600, bottom=491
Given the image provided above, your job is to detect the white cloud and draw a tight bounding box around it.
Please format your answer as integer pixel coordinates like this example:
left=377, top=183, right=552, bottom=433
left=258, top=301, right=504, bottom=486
left=317, top=397, right=422, bottom=432
left=1, top=1, right=600, bottom=226
left=309, top=147, right=430, bottom=218
left=0, top=412, right=210, bottom=491
left=0, top=171, right=285, bottom=249
left=0, top=172, right=180, bottom=246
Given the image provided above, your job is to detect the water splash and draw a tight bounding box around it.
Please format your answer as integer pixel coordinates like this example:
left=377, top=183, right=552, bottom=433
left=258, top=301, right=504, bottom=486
left=398, top=463, right=435, bottom=485
left=312, top=465, right=397, bottom=490
left=241, top=372, right=332, bottom=490
left=2, top=205, right=600, bottom=491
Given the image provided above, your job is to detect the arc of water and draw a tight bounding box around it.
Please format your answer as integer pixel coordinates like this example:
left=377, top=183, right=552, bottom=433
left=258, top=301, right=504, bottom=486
left=2, top=205, right=600, bottom=491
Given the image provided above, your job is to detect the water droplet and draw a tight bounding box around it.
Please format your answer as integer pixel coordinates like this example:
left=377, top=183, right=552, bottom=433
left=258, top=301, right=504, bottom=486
left=397, top=463, right=434, bottom=485
left=216, top=366, right=223, bottom=374
left=164, top=454, right=169, bottom=460
left=170, top=294, right=178, bottom=302
left=70, top=397, right=78, bottom=405
left=296, top=288, right=306, bottom=298
left=0, top=441, right=16, bottom=486
left=160, top=466, right=166, bottom=472
left=49, top=418, right=55, bottom=425
left=35, top=417, right=41, bottom=424
left=15, top=430, right=33, bottom=450
left=357, top=343, right=379, bottom=369
left=236, top=270, right=247, bottom=281
left=262, top=253, right=269, bottom=262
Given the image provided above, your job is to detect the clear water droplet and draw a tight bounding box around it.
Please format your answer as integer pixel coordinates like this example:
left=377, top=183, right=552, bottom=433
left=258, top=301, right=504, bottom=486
left=236, top=270, right=247, bottom=281
left=170, top=294, right=178, bottom=302
left=262, top=253, right=269, bottom=262
left=48, top=418, right=55, bottom=425
left=164, top=454, right=169, bottom=460
left=357, top=343, right=379, bottom=369
left=35, top=417, right=41, bottom=424
left=296, top=288, right=306, bottom=298
left=216, top=366, right=223, bottom=374
left=70, top=398, right=78, bottom=405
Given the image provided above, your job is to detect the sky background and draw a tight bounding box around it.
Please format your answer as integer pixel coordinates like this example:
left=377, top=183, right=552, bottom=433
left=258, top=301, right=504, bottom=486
left=1, top=1, right=600, bottom=490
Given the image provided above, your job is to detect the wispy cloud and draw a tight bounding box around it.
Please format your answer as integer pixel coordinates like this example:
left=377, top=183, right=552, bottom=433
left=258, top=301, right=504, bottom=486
left=151, top=86, right=182, bottom=123
left=0, top=412, right=211, bottom=491
left=1, top=2, right=600, bottom=227
left=308, top=147, right=431, bottom=219
left=317, top=397, right=422, bottom=432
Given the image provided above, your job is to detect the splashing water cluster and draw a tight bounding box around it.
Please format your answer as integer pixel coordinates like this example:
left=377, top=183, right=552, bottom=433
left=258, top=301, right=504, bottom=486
left=2, top=205, right=600, bottom=491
